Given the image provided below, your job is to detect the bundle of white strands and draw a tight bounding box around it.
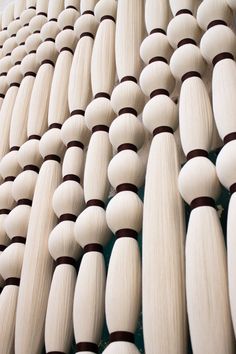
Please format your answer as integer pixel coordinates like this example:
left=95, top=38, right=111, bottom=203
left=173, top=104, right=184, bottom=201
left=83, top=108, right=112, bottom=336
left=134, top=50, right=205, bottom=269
left=1, top=0, right=236, bottom=353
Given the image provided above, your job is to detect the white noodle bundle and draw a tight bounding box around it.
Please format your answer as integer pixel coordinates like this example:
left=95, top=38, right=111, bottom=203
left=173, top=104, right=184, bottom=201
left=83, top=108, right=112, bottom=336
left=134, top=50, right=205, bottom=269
left=141, top=1, right=187, bottom=353
left=102, top=1, right=145, bottom=353
left=73, top=1, right=116, bottom=353
left=197, top=0, right=236, bottom=339
left=15, top=4, right=79, bottom=354
left=167, top=1, right=235, bottom=353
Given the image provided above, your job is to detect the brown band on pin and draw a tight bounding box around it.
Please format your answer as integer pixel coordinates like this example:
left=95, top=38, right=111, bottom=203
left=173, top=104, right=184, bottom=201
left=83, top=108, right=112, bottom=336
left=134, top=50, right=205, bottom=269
left=5, top=278, right=20, bottom=286
left=153, top=126, right=173, bottom=136
left=10, top=146, right=19, bottom=151
left=23, top=165, right=39, bottom=173
left=116, top=184, right=138, bottom=193
left=149, top=56, right=167, bottom=64
left=17, top=199, right=32, bottom=206
left=213, top=52, right=234, bottom=66
left=59, top=214, right=77, bottom=222
left=10, top=83, right=20, bottom=87
left=94, top=92, right=110, bottom=99
left=44, top=155, right=61, bottom=163
left=0, top=72, right=7, bottom=76
left=49, top=18, right=57, bottom=22
left=207, top=20, right=227, bottom=29
left=37, top=12, right=47, bottom=16
left=121, top=76, right=137, bottom=83
left=29, top=6, right=36, bottom=9
left=3, top=27, right=7, bottom=30
left=49, top=123, right=62, bottom=129
left=230, top=183, right=236, bottom=194
left=24, top=72, right=36, bottom=77
left=110, top=331, right=135, bottom=343
left=176, top=9, right=192, bottom=16
left=150, top=89, right=169, bottom=98
left=66, top=5, right=77, bottom=9
left=187, top=149, right=208, bottom=160
left=0, top=245, right=6, bottom=251
left=20, top=42, right=25, bottom=45
left=116, top=229, right=138, bottom=239
left=63, top=25, right=73, bottom=30
left=45, top=38, right=55, bottom=42
left=29, top=50, right=36, bottom=54
left=182, top=71, right=201, bottom=82
left=80, top=32, right=94, bottom=39
left=15, top=61, right=21, bottom=65
left=117, top=143, right=137, bottom=152
left=92, top=125, right=109, bottom=133
left=84, top=244, right=103, bottom=254
left=33, top=30, right=40, bottom=34
left=11, top=34, right=16, bottom=37
left=119, top=107, right=137, bottom=116
left=76, top=343, right=98, bottom=353
left=6, top=53, right=11, bottom=56
left=224, top=132, right=236, bottom=145
left=0, top=209, right=10, bottom=215
left=150, top=28, right=166, bottom=35
left=67, top=141, right=84, bottom=149
left=178, top=38, right=196, bottom=48
left=191, top=197, right=215, bottom=210
left=28, top=134, right=41, bottom=140
left=83, top=10, right=94, bottom=15
left=60, top=47, right=74, bottom=55
left=101, top=15, right=115, bottom=22
left=86, top=199, right=105, bottom=209
left=55, top=256, right=77, bottom=268
left=4, top=176, right=15, bottom=182
left=11, top=237, right=26, bottom=244
left=70, top=109, right=85, bottom=116
left=41, top=59, right=55, bottom=67
left=63, top=174, right=80, bottom=184
left=0, top=94, right=4, bottom=99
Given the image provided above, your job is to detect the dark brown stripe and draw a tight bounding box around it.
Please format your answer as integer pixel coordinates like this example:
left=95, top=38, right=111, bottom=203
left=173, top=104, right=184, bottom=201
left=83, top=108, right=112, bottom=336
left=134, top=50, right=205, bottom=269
left=41, top=59, right=54, bottom=67
left=176, top=9, right=192, bottom=15
left=224, top=132, right=236, bottom=144
left=0, top=94, right=5, bottom=99
left=110, top=331, right=134, bottom=343
left=80, top=32, right=94, bottom=39
left=182, top=71, right=201, bottom=82
left=0, top=72, right=7, bottom=77
left=94, top=92, right=110, bottom=99
left=213, top=52, right=234, bottom=66
left=117, top=143, right=137, bottom=152
left=92, top=125, right=109, bottom=133
left=59, top=214, right=77, bottom=222
left=10, top=146, right=19, bottom=151
left=20, top=42, right=25, bottom=45
left=153, top=126, right=173, bottom=136
left=67, top=141, right=84, bottom=149
left=187, top=149, right=208, bottom=160
left=28, top=134, right=41, bottom=140
left=5, top=278, right=20, bottom=286
left=3, top=27, right=7, bottom=30
left=70, top=109, right=85, bottom=116
left=230, top=183, right=236, bottom=194
left=63, top=26, right=73, bottom=30
left=84, top=244, right=103, bottom=254
left=29, top=50, right=36, bottom=54
left=60, top=47, right=74, bottom=55
left=45, top=38, right=55, bottom=42
left=150, top=28, right=166, bottom=35
left=86, top=199, right=105, bottom=209
left=29, top=6, right=36, bottom=9
left=178, top=38, right=196, bottom=48
left=33, top=30, right=40, bottom=34
left=120, top=76, right=137, bottom=83
left=17, top=199, right=32, bottom=206
left=11, top=34, right=16, bottom=37
left=150, top=89, right=169, bottom=98
left=24, top=72, right=36, bottom=77
left=119, top=108, right=137, bottom=116
left=0, top=245, right=6, bottom=251
left=76, top=343, right=98, bottom=353
left=37, top=12, right=47, bottom=16
left=10, top=83, right=20, bottom=87
left=191, top=197, right=215, bottom=210
left=4, top=176, right=15, bottom=182
left=49, top=123, right=62, bottom=129
left=83, top=10, right=94, bottom=15
left=23, top=165, right=39, bottom=173
left=0, top=209, right=10, bottom=215
left=66, top=5, right=77, bottom=9
left=207, top=20, right=227, bottom=29
left=116, top=229, right=138, bottom=239
left=15, top=61, right=21, bottom=65
left=49, top=18, right=57, bottom=22
left=101, top=15, right=115, bottom=22
left=63, top=174, right=80, bottom=183
left=116, top=184, right=138, bottom=193
left=6, top=53, right=11, bottom=56
left=149, top=56, right=167, bottom=64
left=11, top=237, right=25, bottom=244
left=44, top=155, right=61, bottom=163
left=55, top=256, right=77, bottom=268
